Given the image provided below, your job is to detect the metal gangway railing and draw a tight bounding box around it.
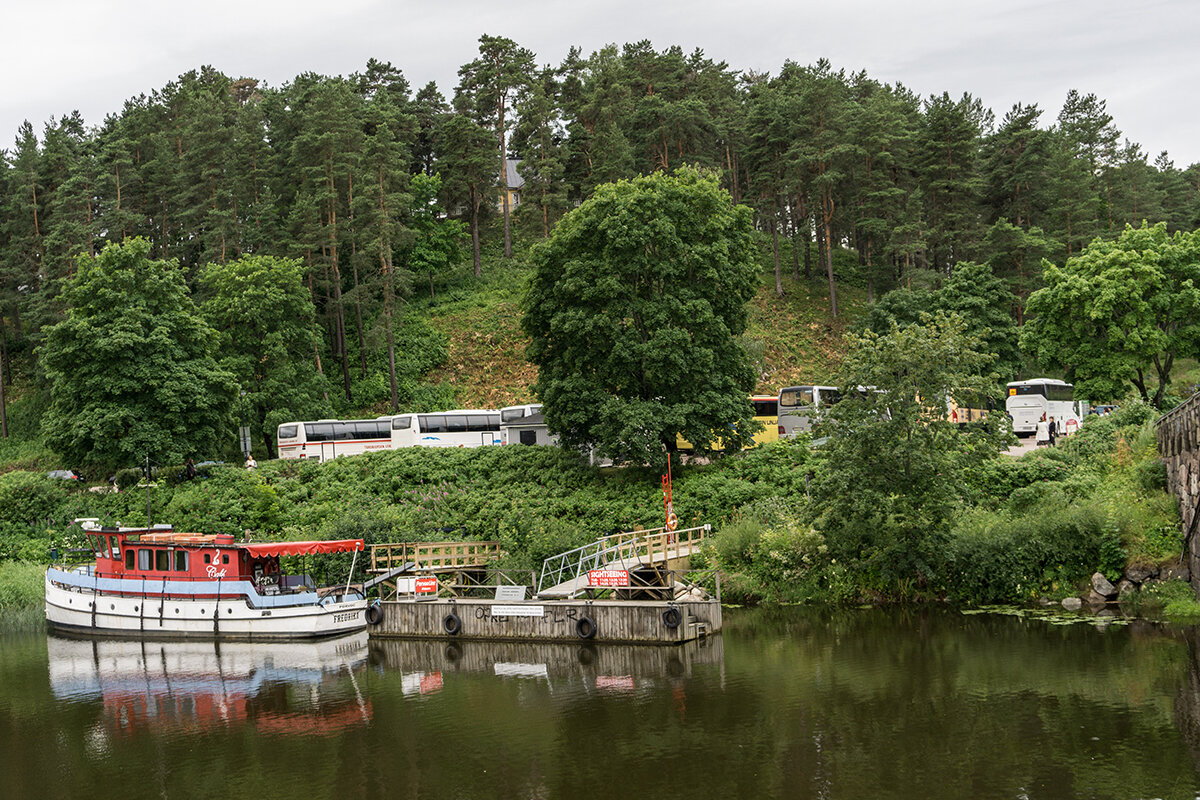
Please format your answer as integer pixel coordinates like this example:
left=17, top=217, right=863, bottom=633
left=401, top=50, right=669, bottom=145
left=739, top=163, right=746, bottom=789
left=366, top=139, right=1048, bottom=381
left=536, top=524, right=711, bottom=598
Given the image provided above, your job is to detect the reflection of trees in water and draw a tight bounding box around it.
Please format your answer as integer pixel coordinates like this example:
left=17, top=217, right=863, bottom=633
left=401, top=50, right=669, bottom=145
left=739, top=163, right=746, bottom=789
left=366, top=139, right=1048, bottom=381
left=1175, top=625, right=1200, bottom=772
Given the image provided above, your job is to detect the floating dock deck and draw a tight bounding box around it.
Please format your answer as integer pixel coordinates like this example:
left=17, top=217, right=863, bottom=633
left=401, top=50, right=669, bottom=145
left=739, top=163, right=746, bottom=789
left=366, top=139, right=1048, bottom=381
left=364, top=525, right=721, bottom=645
left=369, top=597, right=720, bottom=644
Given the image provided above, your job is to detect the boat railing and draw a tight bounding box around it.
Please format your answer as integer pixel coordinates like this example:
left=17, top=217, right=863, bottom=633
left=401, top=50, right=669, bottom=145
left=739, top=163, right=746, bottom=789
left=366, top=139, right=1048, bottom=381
left=45, top=567, right=357, bottom=610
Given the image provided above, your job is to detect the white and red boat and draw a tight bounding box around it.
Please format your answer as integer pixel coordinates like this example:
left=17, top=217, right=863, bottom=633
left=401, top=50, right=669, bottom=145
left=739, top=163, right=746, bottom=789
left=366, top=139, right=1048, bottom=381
left=45, top=520, right=368, bottom=639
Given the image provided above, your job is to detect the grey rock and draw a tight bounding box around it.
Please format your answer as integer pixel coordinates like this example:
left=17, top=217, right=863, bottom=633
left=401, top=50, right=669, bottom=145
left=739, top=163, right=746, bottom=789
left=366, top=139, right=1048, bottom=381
left=1086, top=590, right=1109, bottom=607
left=1162, top=563, right=1192, bottom=582
left=1125, top=563, right=1158, bottom=583
left=1091, top=572, right=1117, bottom=598
left=1116, top=579, right=1136, bottom=597
left=1062, top=596, right=1083, bottom=611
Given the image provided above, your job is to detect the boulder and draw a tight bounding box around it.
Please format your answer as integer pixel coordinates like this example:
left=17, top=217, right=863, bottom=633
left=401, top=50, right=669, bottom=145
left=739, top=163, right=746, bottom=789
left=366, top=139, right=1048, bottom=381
left=1162, top=563, right=1192, bottom=582
left=1116, top=579, right=1136, bottom=598
left=1091, top=572, right=1117, bottom=599
left=1086, top=590, right=1109, bottom=608
left=1062, top=596, right=1083, bottom=611
left=1125, top=563, right=1159, bottom=584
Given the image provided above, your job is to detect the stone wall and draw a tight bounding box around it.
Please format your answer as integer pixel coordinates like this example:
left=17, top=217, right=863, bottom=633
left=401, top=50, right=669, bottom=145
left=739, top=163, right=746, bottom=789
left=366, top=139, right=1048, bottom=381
left=1157, top=393, right=1200, bottom=593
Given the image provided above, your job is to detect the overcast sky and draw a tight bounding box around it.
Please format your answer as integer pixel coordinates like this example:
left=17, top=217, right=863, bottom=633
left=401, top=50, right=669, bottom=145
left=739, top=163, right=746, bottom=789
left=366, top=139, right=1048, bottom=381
left=4, top=0, right=1198, bottom=166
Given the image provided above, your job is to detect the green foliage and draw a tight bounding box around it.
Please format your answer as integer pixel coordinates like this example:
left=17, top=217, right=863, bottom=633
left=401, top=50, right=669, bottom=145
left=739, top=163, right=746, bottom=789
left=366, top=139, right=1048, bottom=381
left=816, top=313, right=1009, bottom=588
left=40, top=239, right=236, bottom=473
left=1131, top=579, right=1200, bottom=620
left=199, top=254, right=331, bottom=457
left=523, top=167, right=759, bottom=465
left=0, top=561, right=44, bottom=610
left=1022, top=223, right=1200, bottom=407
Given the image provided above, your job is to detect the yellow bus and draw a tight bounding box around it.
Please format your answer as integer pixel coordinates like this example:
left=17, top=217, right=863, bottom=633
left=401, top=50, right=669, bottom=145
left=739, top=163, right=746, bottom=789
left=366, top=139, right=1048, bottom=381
left=676, top=395, right=779, bottom=451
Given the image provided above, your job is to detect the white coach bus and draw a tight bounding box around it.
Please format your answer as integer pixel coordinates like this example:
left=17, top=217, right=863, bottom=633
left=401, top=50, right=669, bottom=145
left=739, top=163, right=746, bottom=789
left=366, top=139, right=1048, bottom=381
left=277, top=410, right=501, bottom=461
left=1005, top=379, right=1085, bottom=437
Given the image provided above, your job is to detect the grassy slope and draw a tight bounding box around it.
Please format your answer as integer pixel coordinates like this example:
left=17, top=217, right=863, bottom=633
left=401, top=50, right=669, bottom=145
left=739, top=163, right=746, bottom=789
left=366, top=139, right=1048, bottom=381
left=415, top=251, right=864, bottom=408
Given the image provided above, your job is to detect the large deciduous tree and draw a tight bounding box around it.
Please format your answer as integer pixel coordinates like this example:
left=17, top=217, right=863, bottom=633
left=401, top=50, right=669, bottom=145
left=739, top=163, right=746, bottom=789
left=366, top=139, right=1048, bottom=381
left=522, top=167, right=758, bottom=465
left=40, top=238, right=235, bottom=472
left=1021, top=223, right=1200, bottom=407
left=199, top=255, right=330, bottom=458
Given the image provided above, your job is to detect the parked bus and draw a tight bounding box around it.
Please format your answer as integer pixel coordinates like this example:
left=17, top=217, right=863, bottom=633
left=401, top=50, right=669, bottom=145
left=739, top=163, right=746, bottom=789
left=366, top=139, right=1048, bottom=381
left=1006, top=379, right=1083, bottom=437
left=389, top=410, right=501, bottom=448
left=499, top=404, right=560, bottom=447
left=676, top=395, right=782, bottom=451
left=947, top=392, right=997, bottom=427
left=777, top=385, right=841, bottom=438
left=277, top=410, right=501, bottom=461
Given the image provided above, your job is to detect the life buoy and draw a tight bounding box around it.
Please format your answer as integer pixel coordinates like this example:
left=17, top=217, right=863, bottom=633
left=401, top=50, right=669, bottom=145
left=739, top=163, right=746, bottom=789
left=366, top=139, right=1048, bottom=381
left=365, top=604, right=383, bottom=625
left=662, top=607, right=682, bottom=629
left=443, top=612, right=462, bottom=636
left=575, top=615, right=597, bottom=640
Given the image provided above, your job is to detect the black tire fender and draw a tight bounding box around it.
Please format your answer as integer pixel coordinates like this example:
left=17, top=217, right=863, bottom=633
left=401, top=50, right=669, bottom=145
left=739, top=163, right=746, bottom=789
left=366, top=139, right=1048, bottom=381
left=365, top=603, right=383, bottom=626
left=443, top=612, right=462, bottom=636
left=575, top=615, right=597, bottom=640
left=662, top=607, right=682, bottom=629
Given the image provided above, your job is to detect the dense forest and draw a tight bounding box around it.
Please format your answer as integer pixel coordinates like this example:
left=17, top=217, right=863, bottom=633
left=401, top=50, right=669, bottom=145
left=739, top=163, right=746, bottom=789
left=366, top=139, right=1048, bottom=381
left=2, top=36, right=1198, bottom=466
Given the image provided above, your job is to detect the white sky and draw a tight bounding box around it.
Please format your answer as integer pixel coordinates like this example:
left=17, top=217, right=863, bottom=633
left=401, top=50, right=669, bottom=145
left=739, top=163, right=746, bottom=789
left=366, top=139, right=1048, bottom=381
left=4, top=0, right=1198, bottom=167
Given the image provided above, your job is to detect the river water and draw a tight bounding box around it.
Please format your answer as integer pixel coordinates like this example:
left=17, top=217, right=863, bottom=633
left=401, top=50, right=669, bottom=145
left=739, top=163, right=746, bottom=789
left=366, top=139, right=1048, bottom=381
left=3, top=606, right=1200, bottom=800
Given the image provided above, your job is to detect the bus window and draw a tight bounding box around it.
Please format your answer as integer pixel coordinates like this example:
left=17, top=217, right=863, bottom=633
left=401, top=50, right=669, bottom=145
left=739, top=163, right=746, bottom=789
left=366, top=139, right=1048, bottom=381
left=278, top=424, right=298, bottom=440
left=392, top=416, right=412, bottom=430
left=467, top=414, right=492, bottom=432
left=445, top=415, right=468, bottom=433
left=419, top=415, right=446, bottom=433
left=780, top=387, right=815, bottom=408
left=753, top=399, right=778, bottom=417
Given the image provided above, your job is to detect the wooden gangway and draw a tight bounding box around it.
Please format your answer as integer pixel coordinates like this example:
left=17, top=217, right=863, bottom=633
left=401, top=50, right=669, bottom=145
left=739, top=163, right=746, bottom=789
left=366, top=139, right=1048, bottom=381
left=369, top=540, right=504, bottom=573
left=536, top=524, right=711, bottom=599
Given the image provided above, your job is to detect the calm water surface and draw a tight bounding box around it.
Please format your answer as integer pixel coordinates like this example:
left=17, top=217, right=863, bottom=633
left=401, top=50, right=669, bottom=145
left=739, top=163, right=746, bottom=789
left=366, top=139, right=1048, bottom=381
left=3, top=607, right=1200, bottom=800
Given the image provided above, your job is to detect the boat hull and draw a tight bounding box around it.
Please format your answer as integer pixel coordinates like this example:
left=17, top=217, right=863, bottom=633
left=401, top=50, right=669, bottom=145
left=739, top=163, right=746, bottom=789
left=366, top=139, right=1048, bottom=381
left=45, top=572, right=366, bottom=640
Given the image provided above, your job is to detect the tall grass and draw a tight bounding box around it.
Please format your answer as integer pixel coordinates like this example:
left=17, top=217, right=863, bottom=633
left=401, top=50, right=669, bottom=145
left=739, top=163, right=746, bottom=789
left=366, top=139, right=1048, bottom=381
left=0, top=561, right=45, bottom=633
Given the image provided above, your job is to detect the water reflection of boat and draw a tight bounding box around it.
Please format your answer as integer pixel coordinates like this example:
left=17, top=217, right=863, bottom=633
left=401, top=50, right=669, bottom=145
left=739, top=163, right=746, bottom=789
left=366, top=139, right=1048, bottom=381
left=369, top=635, right=724, bottom=694
left=47, top=632, right=371, bottom=737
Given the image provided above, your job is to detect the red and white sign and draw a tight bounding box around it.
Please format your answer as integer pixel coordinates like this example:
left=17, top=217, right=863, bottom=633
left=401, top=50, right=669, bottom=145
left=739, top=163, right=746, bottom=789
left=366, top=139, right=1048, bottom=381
left=588, top=569, right=630, bottom=587
left=415, top=576, right=439, bottom=594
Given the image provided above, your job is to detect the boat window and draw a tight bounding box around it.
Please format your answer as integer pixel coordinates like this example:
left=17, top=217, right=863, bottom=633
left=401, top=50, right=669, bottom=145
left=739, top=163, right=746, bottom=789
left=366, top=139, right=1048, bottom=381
left=87, top=535, right=103, bottom=555
left=125, top=550, right=135, bottom=570
left=204, top=553, right=212, bottom=564
left=174, top=550, right=188, bottom=572
left=155, top=549, right=170, bottom=571
left=222, top=554, right=230, bottom=565
left=138, top=549, right=152, bottom=570
left=107, top=535, right=120, bottom=559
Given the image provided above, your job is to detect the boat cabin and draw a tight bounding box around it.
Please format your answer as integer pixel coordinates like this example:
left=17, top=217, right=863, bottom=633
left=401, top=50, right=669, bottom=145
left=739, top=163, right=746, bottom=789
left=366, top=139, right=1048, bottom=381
left=82, top=523, right=280, bottom=586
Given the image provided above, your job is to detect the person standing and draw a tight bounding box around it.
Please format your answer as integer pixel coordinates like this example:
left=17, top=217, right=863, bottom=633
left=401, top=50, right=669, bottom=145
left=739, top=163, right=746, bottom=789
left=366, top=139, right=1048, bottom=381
left=1036, top=414, right=1050, bottom=447
left=1047, top=416, right=1057, bottom=446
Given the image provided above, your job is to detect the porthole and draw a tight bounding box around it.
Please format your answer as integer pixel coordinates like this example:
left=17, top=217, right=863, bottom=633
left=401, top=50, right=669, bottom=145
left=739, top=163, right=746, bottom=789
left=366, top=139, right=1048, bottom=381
left=226, top=608, right=233, bottom=614
left=175, top=608, right=180, bottom=614
left=110, top=604, right=115, bottom=610
left=134, top=606, right=139, bottom=612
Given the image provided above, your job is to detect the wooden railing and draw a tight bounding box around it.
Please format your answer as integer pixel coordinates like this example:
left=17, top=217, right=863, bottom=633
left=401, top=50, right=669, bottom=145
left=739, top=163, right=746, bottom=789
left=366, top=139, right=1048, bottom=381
left=369, top=541, right=504, bottom=573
